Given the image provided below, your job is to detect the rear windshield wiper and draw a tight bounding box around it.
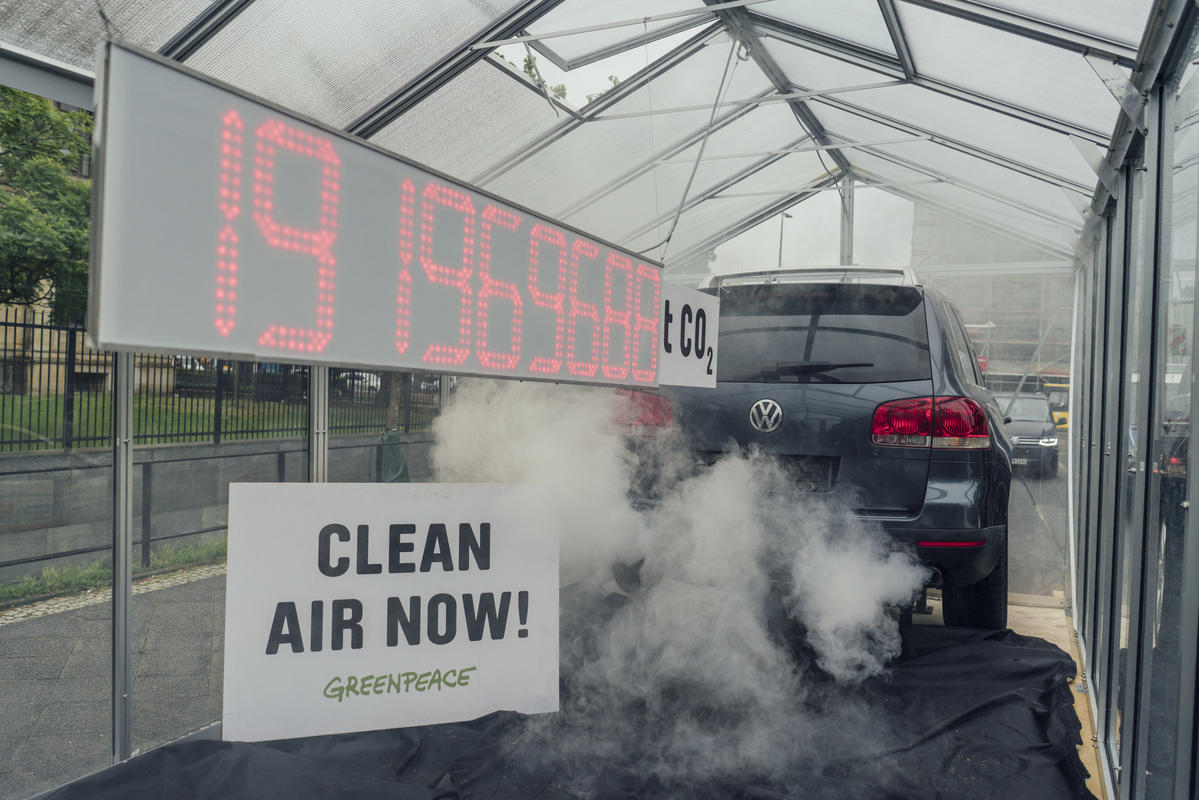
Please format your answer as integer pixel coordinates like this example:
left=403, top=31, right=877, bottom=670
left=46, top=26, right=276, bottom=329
left=751, top=361, right=874, bottom=382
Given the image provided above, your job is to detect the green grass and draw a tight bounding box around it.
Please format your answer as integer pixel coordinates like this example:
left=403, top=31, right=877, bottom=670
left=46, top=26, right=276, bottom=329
left=0, top=538, right=228, bottom=605
left=0, top=391, right=409, bottom=451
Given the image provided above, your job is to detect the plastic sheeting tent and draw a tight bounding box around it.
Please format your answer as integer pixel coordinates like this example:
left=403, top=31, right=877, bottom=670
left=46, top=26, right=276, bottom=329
left=0, top=0, right=1172, bottom=277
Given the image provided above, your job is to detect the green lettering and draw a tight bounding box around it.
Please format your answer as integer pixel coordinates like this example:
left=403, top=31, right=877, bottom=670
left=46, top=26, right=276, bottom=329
left=402, top=672, right=418, bottom=691
left=373, top=675, right=386, bottom=694
left=457, top=666, right=477, bottom=687
left=443, top=669, right=457, bottom=687
left=323, top=676, right=345, bottom=702
left=415, top=671, right=431, bottom=691
left=345, top=676, right=360, bottom=696
left=388, top=673, right=402, bottom=693
left=359, top=674, right=373, bottom=693
left=428, top=668, right=443, bottom=691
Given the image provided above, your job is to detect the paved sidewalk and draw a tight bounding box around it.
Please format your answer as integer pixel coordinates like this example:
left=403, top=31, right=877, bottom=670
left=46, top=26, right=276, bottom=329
left=0, top=568, right=226, bottom=800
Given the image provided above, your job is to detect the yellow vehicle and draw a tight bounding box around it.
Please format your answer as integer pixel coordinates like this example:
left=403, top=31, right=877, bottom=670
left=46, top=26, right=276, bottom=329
left=1043, top=382, right=1069, bottom=430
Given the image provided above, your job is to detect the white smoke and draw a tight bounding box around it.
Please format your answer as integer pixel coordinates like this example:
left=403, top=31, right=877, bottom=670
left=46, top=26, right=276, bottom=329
left=431, top=379, right=929, bottom=782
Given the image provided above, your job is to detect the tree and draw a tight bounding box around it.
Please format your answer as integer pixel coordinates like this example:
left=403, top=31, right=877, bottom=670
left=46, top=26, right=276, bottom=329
left=0, top=86, right=92, bottom=324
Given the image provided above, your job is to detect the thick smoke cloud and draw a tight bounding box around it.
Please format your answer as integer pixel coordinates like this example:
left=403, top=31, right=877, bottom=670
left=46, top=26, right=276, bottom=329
left=430, top=380, right=929, bottom=786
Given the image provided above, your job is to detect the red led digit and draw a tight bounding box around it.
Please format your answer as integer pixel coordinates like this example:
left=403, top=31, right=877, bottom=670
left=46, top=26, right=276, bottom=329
left=601, top=252, right=635, bottom=380
left=215, top=110, right=243, bottom=336
left=421, top=182, right=475, bottom=366
left=566, top=240, right=601, bottom=377
left=528, top=224, right=569, bottom=375
left=251, top=119, right=340, bottom=353
left=631, top=263, right=661, bottom=384
left=476, top=205, right=523, bottom=370
left=396, top=179, right=415, bottom=354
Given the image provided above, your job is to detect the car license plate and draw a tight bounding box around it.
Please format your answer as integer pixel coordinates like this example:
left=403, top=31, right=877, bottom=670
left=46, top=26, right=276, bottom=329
left=1012, top=457, right=1030, bottom=465
left=782, top=456, right=835, bottom=492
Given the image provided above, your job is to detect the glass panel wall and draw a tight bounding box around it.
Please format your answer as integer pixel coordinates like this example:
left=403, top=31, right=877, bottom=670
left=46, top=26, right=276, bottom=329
left=1134, top=66, right=1199, bottom=798
left=129, top=360, right=310, bottom=753
left=327, top=370, right=443, bottom=483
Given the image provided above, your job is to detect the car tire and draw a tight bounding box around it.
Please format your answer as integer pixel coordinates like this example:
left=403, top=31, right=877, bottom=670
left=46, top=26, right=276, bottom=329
left=1045, top=455, right=1059, bottom=479
left=941, top=540, right=1008, bottom=629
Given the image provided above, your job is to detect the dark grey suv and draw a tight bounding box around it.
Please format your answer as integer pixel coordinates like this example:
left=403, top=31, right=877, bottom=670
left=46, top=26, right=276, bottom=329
left=662, top=273, right=1012, bottom=629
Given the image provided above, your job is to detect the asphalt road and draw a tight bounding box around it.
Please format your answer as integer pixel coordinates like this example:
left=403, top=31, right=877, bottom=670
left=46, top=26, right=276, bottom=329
left=1007, top=451, right=1071, bottom=597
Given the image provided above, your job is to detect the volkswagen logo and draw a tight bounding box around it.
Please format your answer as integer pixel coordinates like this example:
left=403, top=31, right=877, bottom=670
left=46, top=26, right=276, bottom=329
left=749, top=398, right=784, bottom=433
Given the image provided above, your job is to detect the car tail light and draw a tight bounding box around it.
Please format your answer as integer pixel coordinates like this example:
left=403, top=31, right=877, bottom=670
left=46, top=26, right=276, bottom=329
left=871, top=396, right=990, bottom=449
left=932, top=397, right=989, bottom=449
left=613, top=390, right=674, bottom=429
left=870, top=397, right=932, bottom=447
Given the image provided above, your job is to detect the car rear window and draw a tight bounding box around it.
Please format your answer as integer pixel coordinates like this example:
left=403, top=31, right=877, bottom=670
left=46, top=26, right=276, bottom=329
left=996, top=395, right=1052, bottom=421
left=713, top=283, right=932, bottom=383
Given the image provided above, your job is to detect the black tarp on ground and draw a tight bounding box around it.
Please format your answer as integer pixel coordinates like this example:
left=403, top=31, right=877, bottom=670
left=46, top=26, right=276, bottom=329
left=42, top=626, right=1095, bottom=800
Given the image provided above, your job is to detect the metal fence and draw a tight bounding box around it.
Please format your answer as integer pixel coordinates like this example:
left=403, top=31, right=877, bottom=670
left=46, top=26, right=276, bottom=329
left=0, top=306, right=441, bottom=451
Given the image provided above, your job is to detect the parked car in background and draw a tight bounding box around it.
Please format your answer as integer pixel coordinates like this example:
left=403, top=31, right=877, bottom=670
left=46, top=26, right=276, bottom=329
left=660, top=268, right=1013, bottom=629
left=995, top=392, right=1059, bottom=479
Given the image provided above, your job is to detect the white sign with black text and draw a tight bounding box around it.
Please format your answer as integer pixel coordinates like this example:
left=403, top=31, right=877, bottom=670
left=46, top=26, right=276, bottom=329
left=222, top=483, right=559, bottom=742
left=657, top=282, right=720, bottom=388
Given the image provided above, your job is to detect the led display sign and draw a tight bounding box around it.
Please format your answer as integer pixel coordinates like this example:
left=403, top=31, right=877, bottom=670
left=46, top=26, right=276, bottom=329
left=90, top=42, right=673, bottom=387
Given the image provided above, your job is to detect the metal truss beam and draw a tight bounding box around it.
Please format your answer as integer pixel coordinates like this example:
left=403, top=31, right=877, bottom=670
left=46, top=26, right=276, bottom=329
left=877, top=0, right=917, bottom=79
left=897, top=0, right=1138, bottom=68
left=346, top=0, right=568, bottom=139
left=708, top=1, right=854, bottom=175
left=159, top=0, right=257, bottom=62
left=665, top=174, right=843, bottom=266
left=472, top=23, right=723, bottom=185
left=473, top=0, right=769, bottom=49
left=592, top=79, right=901, bottom=121
left=621, top=136, right=818, bottom=243
left=751, top=13, right=1111, bottom=145
left=812, top=92, right=1093, bottom=194
left=557, top=88, right=777, bottom=218
left=0, top=40, right=93, bottom=108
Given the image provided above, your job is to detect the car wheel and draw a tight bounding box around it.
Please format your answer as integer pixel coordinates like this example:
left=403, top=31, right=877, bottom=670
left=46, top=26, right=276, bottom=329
left=941, top=540, right=1008, bottom=629
left=1045, top=455, right=1059, bottom=479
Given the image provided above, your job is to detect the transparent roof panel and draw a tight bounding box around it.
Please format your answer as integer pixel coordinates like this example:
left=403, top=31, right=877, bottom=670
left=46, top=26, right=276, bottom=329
left=891, top=181, right=1079, bottom=252
left=760, top=38, right=896, bottom=92
left=862, top=138, right=1086, bottom=221
left=186, top=0, right=522, bottom=129
left=526, top=0, right=713, bottom=64
left=895, top=2, right=1121, bottom=136
left=753, top=0, right=897, bottom=56
left=816, top=84, right=1097, bottom=189
left=0, top=0, right=210, bottom=70
left=986, top=0, right=1154, bottom=47
left=371, top=62, right=563, bottom=183
left=496, top=28, right=712, bottom=109
left=849, top=152, right=1074, bottom=254
left=572, top=116, right=817, bottom=245
left=483, top=41, right=774, bottom=217
left=629, top=151, right=835, bottom=257
left=566, top=102, right=807, bottom=226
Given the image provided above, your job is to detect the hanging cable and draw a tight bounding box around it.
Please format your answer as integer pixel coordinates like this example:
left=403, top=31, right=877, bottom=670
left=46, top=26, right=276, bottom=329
left=656, top=38, right=741, bottom=262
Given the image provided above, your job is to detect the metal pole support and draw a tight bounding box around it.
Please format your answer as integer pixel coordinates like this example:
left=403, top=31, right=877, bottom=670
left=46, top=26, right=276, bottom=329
left=111, top=351, right=134, bottom=762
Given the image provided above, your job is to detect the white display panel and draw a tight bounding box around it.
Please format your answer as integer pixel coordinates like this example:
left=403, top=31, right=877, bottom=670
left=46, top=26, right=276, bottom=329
left=223, top=483, right=558, bottom=741
left=90, top=42, right=669, bottom=387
